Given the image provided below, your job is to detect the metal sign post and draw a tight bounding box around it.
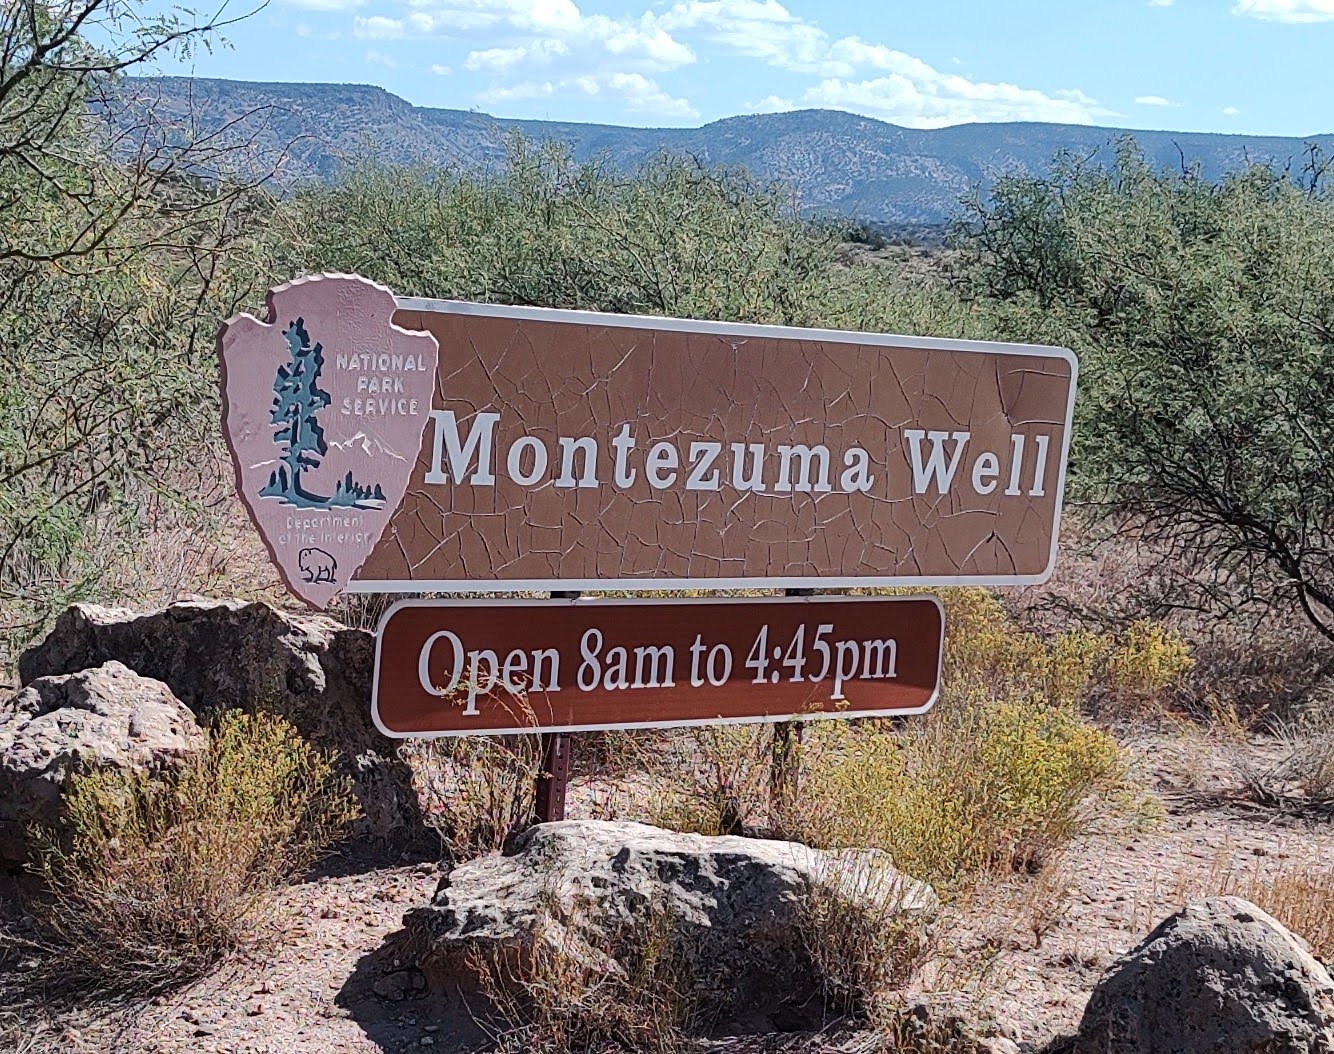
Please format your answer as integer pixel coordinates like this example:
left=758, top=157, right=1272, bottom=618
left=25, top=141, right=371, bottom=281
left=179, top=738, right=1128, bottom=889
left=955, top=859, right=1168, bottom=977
left=534, top=731, right=571, bottom=824
left=535, top=589, right=581, bottom=823
left=771, top=587, right=814, bottom=822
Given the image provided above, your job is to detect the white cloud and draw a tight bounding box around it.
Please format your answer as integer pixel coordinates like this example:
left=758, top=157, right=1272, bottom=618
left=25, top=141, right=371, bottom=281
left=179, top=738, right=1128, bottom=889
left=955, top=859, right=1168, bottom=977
left=800, top=77, right=1107, bottom=129
left=286, top=0, right=366, bottom=10
left=1233, top=0, right=1334, bottom=20
left=658, top=1, right=1108, bottom=126
left=353, top=13, right=412, bottom=37
left=355, top=0, right=693, bottom=70
left=480, top=70, right=697, bottom=118
left=1223, top=105, right=1242, bottom=116
left=660, top=0, right=833, bottom=73
left=1148, top=0, right=1174, bottom=6
left=747, top=94, right=795, bottom=114
left=466, top=38, right=570, bottom=71
left=365, top=48, right=398, bottom=66
left=1135, top=95, right=1180, bottom=107
left=348, top=0, right=1105, bottom=129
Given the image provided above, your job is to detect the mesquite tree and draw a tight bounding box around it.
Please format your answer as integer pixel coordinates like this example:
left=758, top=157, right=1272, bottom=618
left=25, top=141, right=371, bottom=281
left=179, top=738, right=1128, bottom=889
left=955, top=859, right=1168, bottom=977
left=955, top=142, right=1334, bottom=641
left=0, top=0, right=277, bottom=646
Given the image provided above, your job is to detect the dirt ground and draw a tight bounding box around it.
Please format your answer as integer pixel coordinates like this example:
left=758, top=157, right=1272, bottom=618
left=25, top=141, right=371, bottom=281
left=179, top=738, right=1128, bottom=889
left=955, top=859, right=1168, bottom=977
left=3, top=729, right=1332, bottom=1054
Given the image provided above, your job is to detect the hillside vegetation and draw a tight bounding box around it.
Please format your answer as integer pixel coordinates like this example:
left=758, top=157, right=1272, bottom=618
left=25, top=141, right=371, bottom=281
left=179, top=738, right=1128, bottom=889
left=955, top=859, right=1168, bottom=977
left=8, top=107, right=1334, bottom=659
left=114, top=75, right=1334, bottom=226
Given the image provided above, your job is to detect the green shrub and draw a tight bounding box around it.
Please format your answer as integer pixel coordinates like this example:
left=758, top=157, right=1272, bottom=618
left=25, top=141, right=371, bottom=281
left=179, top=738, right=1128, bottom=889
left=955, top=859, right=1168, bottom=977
left=626, top=588, right=1141, bottom=885
left=19, top=711, right=355, bottom=1000
left=0, top=1, right=278, bottom=655
left=288, top=141, right=975, bottom=337
left=956, top=142, right=1334, bottom=642
left=786, top=695, right=1126, bottom=885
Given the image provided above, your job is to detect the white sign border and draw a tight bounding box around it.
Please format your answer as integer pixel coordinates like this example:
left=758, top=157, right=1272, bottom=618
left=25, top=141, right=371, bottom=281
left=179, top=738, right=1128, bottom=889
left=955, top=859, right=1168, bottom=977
left=345, top=297, right=1078, bottom=593
left=371, top=593, right=946, bottom=739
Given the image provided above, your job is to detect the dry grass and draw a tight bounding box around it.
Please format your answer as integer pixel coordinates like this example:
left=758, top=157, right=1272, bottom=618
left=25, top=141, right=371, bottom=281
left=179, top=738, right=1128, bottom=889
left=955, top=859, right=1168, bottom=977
left=0, top=1019, right=59, bottom=1054
left=1174, top=851, right=1334, bottom=964
left=404, top=731, right=546, bottom=862
left=1177, top=621, right=1334, bottom=730
left=634, top=722, right=777, bottom=836
left=471, top=904, right=701, bottom=1054
left=1, top=483, right=284, bottom=673
left=8, top=711, right=356, bottom=1004
left=1271, top=720, right=1334, bottom=803
left=796, top=853, right=938, bottom=1017
left=1022, top=853, right=1076, bottom=950
left=1235, top=714, right=1334, bottom=806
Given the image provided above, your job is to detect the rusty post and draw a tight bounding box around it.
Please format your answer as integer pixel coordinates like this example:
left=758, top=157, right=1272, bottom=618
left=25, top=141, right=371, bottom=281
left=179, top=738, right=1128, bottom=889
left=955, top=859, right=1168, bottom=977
left=534, top=590, right=581, bottom=823
left=534, top=731, right=571, bottom=823
left=770, top=587, right=814, bottom=826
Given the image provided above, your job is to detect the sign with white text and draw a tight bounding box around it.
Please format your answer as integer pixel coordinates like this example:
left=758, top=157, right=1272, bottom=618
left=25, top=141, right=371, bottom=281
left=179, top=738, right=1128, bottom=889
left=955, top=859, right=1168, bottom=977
left=372, top=596, right=944, bottom=737
left=219, top=275, right=1076, bottom=607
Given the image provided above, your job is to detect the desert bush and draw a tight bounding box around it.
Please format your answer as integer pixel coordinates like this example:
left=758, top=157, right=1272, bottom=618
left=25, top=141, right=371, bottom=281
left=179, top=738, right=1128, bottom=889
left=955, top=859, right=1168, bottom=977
left=940, top=587, right=1192, bottom=715
left=624, top=589, right=1138, bottom=882
left=957, top=142, right=1334, bottom=642
left=785, top=695, right=1126, bottom=885
left=0, top=1, right=280, bottom=655
left=633, top=722, right=777, bottom=837
left=1104, top=620, right=1194, bottom=696
left=404, top=732, right=546, bottom=862
left=17, top=711, right=355, bottom=1000
left=940, top=587, right=1110, bottom=707
left=1237, top=713, right=1334, bottom=805
left=1178, top=618, right=1334, bottom=728
left=287, top=142, right=975, bottom=339
left=474, top=905, right=700, bottom=1054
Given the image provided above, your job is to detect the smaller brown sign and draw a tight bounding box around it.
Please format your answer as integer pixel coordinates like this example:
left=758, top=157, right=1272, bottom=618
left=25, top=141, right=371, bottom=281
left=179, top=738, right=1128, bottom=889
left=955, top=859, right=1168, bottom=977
left=372, top=596, right=943, bottom=737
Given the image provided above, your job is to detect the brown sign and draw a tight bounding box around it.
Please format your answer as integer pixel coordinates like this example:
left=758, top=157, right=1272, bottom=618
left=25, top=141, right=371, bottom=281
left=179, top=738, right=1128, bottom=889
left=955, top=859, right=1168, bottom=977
left=353, top=296, right=1075, bottom=594
left=220, top=276, right=1076, bottom=607
left=372, top=596, right=944, bottom=736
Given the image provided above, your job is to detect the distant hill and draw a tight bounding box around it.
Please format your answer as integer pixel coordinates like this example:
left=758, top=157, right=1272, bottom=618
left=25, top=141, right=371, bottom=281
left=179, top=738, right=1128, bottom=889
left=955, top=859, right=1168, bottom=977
left=116, top=77, right=1334, bottom=226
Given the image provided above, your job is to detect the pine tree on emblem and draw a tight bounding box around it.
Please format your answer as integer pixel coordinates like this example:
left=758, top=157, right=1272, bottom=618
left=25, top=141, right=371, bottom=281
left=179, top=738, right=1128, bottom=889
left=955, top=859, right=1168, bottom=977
left=260, top=317, right=331, bottom=504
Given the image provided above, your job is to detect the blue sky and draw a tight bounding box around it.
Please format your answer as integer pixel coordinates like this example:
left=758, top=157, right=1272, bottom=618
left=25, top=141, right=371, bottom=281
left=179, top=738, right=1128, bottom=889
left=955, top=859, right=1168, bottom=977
left=145, top=0, right=1333, bottom=134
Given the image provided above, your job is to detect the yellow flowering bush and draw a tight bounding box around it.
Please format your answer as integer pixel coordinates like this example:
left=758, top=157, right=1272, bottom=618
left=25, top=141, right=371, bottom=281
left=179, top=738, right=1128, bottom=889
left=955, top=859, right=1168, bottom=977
left=782, top=694, right=1126, bottom=886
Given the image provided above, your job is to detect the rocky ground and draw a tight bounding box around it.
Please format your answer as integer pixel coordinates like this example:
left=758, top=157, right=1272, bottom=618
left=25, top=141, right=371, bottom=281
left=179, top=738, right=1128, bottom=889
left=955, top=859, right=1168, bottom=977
left=3, top=727, right=1330, bottom=1054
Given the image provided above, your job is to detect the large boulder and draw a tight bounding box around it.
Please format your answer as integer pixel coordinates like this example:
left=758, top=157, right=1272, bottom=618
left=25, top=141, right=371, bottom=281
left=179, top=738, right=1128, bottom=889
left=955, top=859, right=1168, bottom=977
left=0, top=661, right=205, bottom=862
left=403, top=819, right=937, bottom=1033
left=19, top=600, right=426, bottom=846
left=1066, top=896, right=1334, bottom=1054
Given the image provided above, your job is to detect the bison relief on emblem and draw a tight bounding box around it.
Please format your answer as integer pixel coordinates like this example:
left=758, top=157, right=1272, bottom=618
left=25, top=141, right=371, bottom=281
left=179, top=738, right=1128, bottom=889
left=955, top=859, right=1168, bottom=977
left=299, top=547, right=338, bottom=584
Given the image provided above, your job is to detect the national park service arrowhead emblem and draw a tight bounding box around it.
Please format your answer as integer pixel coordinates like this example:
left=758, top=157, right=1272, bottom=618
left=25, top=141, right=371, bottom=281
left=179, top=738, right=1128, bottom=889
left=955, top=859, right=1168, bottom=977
left=218, top=274, right=439, bottom=609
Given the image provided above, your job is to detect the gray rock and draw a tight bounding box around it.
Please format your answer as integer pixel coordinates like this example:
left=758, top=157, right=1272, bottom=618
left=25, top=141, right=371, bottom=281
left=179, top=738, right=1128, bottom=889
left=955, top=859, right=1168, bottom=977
left=372, top=968, right=427, bottom=1002
left=0, top=661, right=205, bottom=862
left=403, top=819, right=936, bottom=1033
left=19, top=600, right=426, bottom=845
left=1068, top=896, right=1334, bottom=1054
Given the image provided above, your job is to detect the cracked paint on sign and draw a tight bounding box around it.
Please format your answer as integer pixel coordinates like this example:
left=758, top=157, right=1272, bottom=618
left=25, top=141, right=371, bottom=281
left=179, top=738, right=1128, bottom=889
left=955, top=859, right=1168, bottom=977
left=347, top=302, right=1075, bottom=590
